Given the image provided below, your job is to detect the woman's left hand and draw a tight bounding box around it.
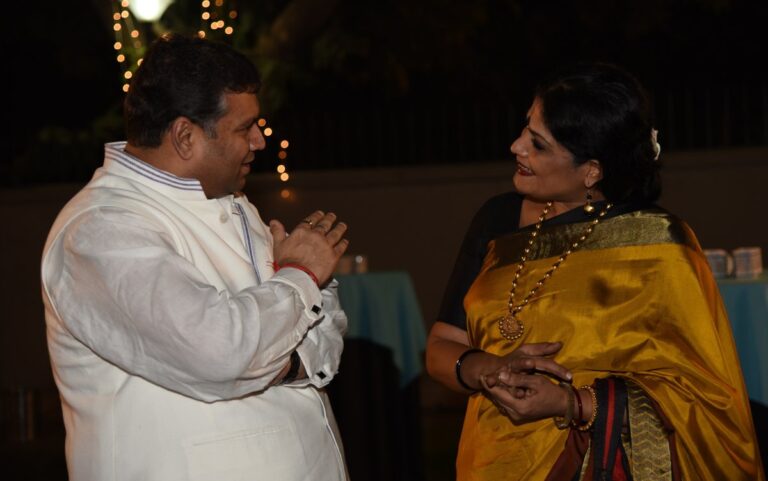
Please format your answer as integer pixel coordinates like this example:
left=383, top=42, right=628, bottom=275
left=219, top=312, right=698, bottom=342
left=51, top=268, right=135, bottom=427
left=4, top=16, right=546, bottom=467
left=480, top=365, right=570, bottom=424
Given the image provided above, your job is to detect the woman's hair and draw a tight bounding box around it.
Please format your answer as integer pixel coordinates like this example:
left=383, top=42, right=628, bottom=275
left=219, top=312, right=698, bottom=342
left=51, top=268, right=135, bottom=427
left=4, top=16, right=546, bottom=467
left=535, top=63, right=661, bottom=203
left=124, top=33, right=261, bottom=148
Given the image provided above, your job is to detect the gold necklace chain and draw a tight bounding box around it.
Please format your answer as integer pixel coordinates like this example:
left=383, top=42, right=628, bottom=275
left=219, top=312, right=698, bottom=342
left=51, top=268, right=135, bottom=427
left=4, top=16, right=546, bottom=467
left=498, top=201, right=613, bottom=341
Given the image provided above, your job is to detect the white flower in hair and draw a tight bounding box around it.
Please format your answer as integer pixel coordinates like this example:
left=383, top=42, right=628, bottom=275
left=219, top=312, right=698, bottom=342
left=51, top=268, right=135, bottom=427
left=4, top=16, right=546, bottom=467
left=651, top=128, right=661, bottom=160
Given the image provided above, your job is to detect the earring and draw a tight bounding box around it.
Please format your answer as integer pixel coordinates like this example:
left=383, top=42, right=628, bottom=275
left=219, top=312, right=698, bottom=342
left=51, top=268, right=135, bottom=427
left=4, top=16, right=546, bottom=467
left=583, top=189, right=595, bottom=214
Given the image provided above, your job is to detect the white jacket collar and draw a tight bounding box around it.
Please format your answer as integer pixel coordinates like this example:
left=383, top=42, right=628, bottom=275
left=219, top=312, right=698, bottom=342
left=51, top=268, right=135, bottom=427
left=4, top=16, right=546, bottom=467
left=103, top=141, right=207, bottom=201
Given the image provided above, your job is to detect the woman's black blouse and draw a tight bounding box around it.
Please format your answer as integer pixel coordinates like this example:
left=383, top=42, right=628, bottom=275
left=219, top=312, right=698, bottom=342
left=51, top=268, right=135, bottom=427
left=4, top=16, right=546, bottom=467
left=437, top=192, right=524, bottom=330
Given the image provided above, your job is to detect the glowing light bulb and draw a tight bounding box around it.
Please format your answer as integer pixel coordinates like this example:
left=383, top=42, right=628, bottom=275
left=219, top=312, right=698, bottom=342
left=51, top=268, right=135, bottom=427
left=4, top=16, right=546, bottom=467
left=129, top=0, right=174, bottom=22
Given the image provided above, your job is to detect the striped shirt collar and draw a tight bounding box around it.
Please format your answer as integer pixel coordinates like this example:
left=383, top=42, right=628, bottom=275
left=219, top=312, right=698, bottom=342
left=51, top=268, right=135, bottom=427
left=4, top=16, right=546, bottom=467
left=103, top=141, right=207, bottom=200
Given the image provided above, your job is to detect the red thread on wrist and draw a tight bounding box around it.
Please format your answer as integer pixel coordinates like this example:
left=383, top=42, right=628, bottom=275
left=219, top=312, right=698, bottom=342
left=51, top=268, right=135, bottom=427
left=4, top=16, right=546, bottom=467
left=271, top=261, right=281, bottom=271
left=279, top=263, right=320, bottom=286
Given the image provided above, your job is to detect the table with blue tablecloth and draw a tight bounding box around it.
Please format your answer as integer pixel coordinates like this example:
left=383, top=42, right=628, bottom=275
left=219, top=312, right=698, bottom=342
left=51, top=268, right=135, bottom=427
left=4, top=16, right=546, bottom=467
left=717, top=275, right=768, bottom=406
left=327, top=271, right=427, bottom=481
left=717, top=275, right=768, bottom=470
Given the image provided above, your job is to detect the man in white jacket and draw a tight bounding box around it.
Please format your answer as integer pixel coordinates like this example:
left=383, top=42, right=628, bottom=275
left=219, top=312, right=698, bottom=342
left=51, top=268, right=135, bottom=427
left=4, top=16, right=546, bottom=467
left=41, top=33, right=350, bottom=481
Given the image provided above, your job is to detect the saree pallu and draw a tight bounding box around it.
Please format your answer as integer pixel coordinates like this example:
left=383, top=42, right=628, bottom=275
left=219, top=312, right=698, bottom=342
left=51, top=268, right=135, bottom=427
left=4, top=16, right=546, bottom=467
left=458, top=209, right=764, bottom=481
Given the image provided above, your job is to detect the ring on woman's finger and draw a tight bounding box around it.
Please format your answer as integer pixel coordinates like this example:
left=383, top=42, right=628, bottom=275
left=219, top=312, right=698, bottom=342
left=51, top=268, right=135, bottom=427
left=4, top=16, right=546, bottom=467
left=301, top=219, right=314, bottom=226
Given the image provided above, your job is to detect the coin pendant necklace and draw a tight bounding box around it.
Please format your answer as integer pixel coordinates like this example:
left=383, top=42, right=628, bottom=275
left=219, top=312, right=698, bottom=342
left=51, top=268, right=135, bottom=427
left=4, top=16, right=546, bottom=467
left=498, top=201, right=613, bottom=341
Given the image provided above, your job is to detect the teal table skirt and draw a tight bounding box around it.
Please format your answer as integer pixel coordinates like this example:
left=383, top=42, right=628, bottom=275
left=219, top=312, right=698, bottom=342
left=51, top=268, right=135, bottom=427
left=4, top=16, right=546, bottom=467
left=336, top=272, right=427, bottom=387
left=717, top=275, right=768, bottom=406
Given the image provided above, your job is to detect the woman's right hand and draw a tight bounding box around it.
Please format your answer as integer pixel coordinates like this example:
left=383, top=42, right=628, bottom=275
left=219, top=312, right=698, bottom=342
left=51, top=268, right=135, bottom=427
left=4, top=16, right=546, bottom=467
left=425, top=321, right=570, bottom=393
left=478, top=344, right=575, bottom=424
left=496, top=342, right=572, bottom=382
left=481, top=367, right=572, bottom=424
left=459, top=342, right=571, bottom=392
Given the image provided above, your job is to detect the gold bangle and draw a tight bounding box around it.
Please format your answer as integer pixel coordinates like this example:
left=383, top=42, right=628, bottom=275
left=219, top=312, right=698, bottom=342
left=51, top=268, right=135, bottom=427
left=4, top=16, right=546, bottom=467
left=553, top=381, right=574, bottom=430
left=574, top=385, right=597, bottom=431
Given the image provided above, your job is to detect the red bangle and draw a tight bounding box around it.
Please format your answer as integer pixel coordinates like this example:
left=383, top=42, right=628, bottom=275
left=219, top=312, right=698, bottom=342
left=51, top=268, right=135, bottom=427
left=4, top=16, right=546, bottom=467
left=279, top=263, right=320, bottom=286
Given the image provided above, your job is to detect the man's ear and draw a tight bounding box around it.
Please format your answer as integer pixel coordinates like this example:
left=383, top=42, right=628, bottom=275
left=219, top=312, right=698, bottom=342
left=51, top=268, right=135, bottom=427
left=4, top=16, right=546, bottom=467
left=584, top=159, right=604, bottom=189
left=168, top=117, right=196, bottom=160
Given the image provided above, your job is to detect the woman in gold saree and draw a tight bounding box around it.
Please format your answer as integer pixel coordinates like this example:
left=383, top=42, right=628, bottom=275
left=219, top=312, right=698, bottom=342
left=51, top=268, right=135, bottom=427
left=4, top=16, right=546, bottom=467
left=425, top=64, right=764, bottom=480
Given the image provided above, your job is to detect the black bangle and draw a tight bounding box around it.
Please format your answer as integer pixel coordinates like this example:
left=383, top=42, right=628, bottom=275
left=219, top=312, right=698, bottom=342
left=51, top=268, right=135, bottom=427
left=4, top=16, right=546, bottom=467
left=455, top=348, right=483, bottom=392
left=282, top=351, right=301, bottom=384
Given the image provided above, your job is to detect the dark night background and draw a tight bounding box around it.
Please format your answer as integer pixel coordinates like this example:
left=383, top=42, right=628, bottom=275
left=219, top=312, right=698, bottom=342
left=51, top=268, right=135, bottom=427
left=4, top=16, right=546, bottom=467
left=4, top=0, right=767, bottom=186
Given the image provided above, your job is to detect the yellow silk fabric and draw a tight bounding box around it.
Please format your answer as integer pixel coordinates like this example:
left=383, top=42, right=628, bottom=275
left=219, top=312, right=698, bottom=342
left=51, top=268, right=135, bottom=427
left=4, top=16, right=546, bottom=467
left=457, top=210, right=764, bottom=481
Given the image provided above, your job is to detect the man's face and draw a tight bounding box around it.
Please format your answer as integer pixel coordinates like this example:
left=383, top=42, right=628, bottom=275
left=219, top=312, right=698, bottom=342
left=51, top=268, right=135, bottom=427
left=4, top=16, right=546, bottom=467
left=193, top=92, right=265, bottom=198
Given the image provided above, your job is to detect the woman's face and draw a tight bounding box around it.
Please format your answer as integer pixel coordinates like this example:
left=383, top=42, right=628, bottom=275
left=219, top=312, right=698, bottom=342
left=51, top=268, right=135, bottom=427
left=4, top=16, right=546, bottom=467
left=510, top=99, right=596, bottom=203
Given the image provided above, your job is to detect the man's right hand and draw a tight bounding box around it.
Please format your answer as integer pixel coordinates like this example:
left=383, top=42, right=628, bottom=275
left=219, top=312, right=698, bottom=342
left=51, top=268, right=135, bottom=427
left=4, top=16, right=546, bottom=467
left=270, top=210, right=349, bottom=286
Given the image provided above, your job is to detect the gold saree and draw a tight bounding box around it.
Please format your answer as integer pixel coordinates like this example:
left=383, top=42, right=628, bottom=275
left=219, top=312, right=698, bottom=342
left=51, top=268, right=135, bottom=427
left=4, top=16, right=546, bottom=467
left=457, top=209, right=764, bottom=480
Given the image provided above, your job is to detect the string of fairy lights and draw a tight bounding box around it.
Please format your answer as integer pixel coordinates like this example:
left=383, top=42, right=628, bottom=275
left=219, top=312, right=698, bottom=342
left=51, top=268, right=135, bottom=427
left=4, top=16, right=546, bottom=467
left=111, top=0, right=293, bottom=190
left=197, top=0, right=236, bottom=38
left=111, top=0, right=144, bottom=93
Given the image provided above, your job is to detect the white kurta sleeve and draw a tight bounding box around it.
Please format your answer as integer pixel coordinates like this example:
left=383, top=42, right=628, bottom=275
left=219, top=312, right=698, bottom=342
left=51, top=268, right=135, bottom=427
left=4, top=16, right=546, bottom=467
left=42, top=207, right=326, bottom=402
left=291, top=278, right=348, bottom=388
